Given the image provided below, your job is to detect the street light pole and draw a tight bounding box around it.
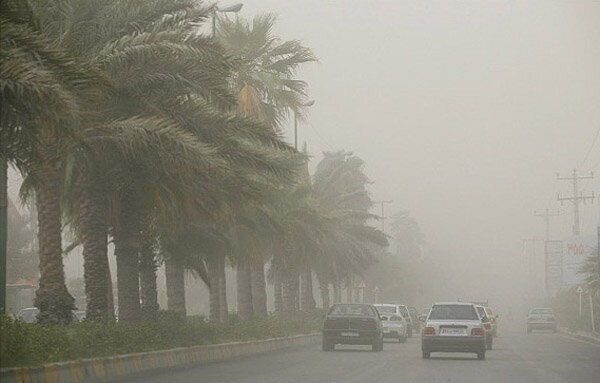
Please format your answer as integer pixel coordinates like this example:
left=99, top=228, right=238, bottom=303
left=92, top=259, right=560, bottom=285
left=0, top=155, right=6, bottom=314
left=211, top=3, right=244, bottom=37
left=374, top=200, right=393, bottom=233
left=294, top=100, right=315, bottom=150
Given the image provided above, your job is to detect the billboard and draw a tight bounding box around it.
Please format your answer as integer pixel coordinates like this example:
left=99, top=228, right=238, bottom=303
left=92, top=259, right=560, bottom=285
left=562, top=234, right=595, bottom=286
left=544, top=240, right=563, bottom=294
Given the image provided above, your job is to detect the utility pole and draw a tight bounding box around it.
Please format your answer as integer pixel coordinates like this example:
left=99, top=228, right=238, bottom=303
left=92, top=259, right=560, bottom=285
left=374, top=200, right=393, bottom=233
left=534, top=209, right=561, bottom=241
left=557, top=169, right=594, bottom=236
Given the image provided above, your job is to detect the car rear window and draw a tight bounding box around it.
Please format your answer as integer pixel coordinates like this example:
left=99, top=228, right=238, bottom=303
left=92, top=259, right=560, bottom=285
left=530, top=309, right=553, bottom=315
left=329, top=304, right=376, bottom=316
left=375, top=305, right=396, bottom=314
left=429, top=304, right=479, bottom=320
left=399, top=306, right=410, bottom=317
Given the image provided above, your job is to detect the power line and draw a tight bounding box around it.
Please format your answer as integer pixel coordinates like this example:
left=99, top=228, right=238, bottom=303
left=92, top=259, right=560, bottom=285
left=557, top=169, right=595, bottom=236
left=578, top=125, right=600, bottom=169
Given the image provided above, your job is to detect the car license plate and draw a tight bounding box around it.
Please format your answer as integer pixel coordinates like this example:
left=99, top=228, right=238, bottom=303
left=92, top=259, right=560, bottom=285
left=441, top=328, right=466, bottom=335
left=341, top=332, right=359, bottom=337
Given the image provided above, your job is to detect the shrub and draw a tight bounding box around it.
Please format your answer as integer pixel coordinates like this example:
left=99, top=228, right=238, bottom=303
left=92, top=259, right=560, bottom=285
left=0, top=311, right=322, bottom=368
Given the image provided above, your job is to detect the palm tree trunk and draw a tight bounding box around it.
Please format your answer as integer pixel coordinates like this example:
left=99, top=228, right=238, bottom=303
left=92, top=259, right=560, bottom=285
left=139, top=240, right=158, bottom=320
left=165, top=257, right=186, bottom=316
left=207, top=257, right=221, bottom=322
left=282, top=273, right=294, bottom=314
left=283, top=269, right=299, bottom=313
left=273, top=272, right=283, bottom=315
left=251, top=261, right=267, bottom=317
left=318, top=278, right=330, bottom=310
left=236, top=260, right=253, bottom=320
left=106, top=263, right=114, bottom=318
left=33, top=165, right=74, bottom=324
left=114, top=232, right=140, bottom=323
left=218, top=256, right=228, bottom=322
left=300, top=266, right=310, bottom=311
left=333, top=282, right=340, bottom=303
left=293, top=273, right=300, bottom=311
left=79, top=178, right=110, bottom=321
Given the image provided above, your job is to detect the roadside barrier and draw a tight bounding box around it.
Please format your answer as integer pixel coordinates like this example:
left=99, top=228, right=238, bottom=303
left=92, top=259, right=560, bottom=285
left=0, top=333, right=320, bottom=383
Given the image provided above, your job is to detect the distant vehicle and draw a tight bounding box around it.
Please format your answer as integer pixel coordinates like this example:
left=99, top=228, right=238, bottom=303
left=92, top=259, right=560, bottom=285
left=527, top=308, right=557, bottom=333
left=17, top=307, right=39, bottom=323
left=421, top=302, right=487, bottom=360
left=408, top=306, right=421, bottom=333
left=475, top=305, right=494, bottom=350
left=374, top=304, right=408, bottom=343
left=418, top=308, right=430, bottom=322
left=397, top=304, right=414, bottom=337
left=484, top=306, right=498, bottom=337
left=322, top=303, right=384, bottom=352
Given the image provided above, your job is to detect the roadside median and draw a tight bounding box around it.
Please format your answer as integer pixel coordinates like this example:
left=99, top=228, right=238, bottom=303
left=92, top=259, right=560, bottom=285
left=557, top=326, right=600, bottom=344
left=0, top=332, right=320, bottom=383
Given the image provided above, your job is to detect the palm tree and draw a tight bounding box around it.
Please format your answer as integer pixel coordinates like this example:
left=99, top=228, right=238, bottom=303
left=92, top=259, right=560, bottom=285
left=1, top=0, right=105, bottom=324
left=217, top=13, right=316, bottom=317
left=28, top=0, right=299, bottom=323
left=217, top=13, right=317, bottom=127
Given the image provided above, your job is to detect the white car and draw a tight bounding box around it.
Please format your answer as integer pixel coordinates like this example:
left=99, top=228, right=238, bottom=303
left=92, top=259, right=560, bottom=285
left=421, top=302, right=487, bottom=360
left=374, top=304, right=408, bottom=343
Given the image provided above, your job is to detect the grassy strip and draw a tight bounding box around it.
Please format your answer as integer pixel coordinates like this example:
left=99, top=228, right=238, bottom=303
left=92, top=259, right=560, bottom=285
left=0, top=311, right=323, bottom=368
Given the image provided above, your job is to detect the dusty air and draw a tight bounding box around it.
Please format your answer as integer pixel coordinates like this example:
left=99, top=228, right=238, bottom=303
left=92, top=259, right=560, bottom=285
left=1, top=1, right=599, bottom=382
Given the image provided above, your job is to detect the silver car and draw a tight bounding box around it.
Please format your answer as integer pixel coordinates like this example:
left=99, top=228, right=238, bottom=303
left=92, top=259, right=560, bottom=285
left=421, top=302, right=487, bottom=360
left=374, top=304, right=408, bottom=343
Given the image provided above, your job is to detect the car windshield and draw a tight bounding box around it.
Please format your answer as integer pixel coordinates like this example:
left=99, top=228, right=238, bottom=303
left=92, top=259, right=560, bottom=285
left=375, top=306, right=396, bottom=314
left=530, top=309, right=553, bottom=315
left=429, top=305, right=479, bottom=320
left=329, top=304, right=376, bottom=317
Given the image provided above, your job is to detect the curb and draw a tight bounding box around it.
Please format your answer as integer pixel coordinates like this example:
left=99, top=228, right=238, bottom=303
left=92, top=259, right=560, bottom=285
left=0, top=333, right=321, bottom=383
left=557, top=327, right=600, bottom=344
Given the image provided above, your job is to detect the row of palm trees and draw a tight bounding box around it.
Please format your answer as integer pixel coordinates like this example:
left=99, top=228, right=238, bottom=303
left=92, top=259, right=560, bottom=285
left=1, top=0, right=387, bottom=325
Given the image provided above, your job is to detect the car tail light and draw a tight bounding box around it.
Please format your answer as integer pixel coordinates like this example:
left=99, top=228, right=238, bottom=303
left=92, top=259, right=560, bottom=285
left=323, top=319, right=336, bottom=329
left=483, top=323, right=491, bottom=330
left=423, top=327, right=435, bottom=335
left=471, top=328, right=484, bottom=336
left=365, top=319, right=377, bottom=330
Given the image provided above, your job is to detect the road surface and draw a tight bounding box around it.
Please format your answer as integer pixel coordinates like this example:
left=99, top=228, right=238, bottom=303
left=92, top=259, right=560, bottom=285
left=123, top=328, right=600, bottom=383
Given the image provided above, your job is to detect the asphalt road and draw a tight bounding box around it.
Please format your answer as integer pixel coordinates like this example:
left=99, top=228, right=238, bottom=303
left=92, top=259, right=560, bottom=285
left=125, top=327, right=600, bottom=383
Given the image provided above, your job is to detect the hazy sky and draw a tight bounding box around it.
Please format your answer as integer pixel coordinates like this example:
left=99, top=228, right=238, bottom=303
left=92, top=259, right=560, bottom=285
left=6, top=0, right=600, bottom=310
left=231, top=0, right=600, bottom=303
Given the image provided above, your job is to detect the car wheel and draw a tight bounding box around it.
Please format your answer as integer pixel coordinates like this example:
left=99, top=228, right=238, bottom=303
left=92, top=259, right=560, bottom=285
left=477, top=351, right=486, bottom=360
left=422, top=350, right=430, bottom=359
left=372, top=338, right=384, bottom=352
left=322, top=339, right=334, bottom=351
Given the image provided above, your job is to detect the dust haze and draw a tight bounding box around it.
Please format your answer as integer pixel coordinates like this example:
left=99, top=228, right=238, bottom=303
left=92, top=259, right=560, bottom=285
left=229, top=0, right=600, bottom=313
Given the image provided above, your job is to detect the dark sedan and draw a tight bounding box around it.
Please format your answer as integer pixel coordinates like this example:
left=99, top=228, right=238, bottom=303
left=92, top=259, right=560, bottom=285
left=322, top=303, right=384, bottom=352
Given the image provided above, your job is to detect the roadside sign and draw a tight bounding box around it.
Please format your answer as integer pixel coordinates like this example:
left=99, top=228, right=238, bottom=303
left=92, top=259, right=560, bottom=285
left=576, top=286, right=584, bottom=294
